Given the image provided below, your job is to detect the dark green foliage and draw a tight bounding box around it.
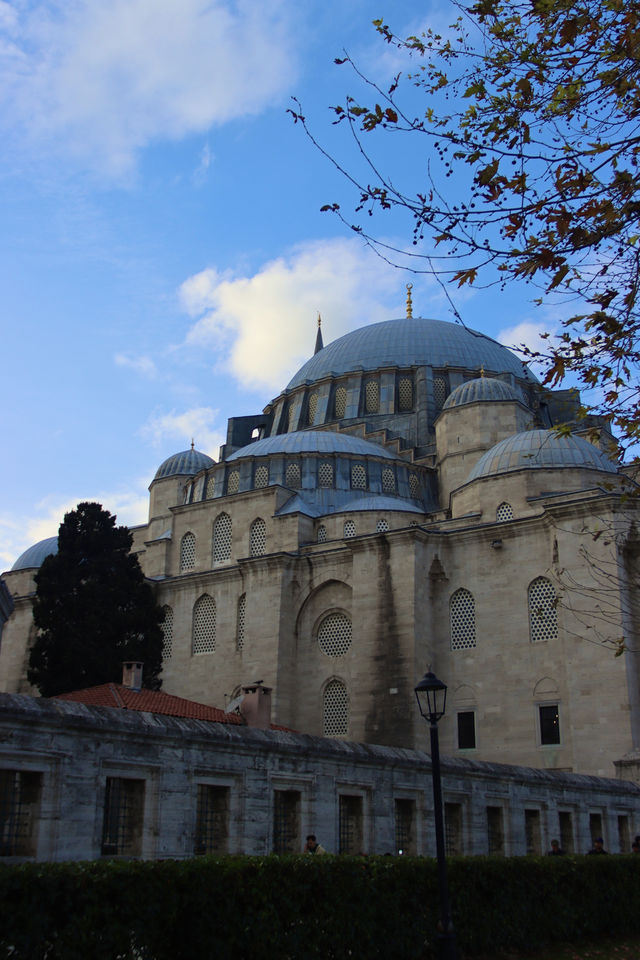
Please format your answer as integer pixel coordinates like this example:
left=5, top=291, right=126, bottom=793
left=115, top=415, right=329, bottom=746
left=1, top=855, right=640, bottom=959
left=27, top=502, right=164, bottom=696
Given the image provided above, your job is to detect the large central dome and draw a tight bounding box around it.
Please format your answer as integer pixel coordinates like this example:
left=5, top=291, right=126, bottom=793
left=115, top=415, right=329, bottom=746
left=286, top=317, right=531, bottom=390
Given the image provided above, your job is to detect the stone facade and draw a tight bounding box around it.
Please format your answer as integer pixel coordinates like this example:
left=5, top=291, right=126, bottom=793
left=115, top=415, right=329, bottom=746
left=2, top=313, right=639, bottom=779
left=1, top=693, right=638, bottom=861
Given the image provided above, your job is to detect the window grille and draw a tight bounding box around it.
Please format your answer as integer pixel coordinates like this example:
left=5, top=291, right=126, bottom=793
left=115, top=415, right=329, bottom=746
left=101, top=778, right=145, bottom=857
left=398, top=377, right=413, bottom=411
left=433, top=376, right=447, bottom=410
left=205, top=474, right=216, bottom=499
left=394, top=798, right=416, bottom=855
left=195, top=784, right=229, bottom=855
left=254, top=465, right=269, bottom=488
left=307, top=392, right=318, bottom=425
left=273, top=790, right=301, bottom=854
left=376, top=519, right=389, bottom=533
left=213, top=513, right=232, bottom=563
left=323, top=680, right=349, bottom=737
left=318, top=462, right=333, bottom=487
left=589, top=813, right=603, bottom=847
left=382, top=468, right=395, bottom=494
left=343, top=520, right=356, bottom=539
left=249, top=518, right=266, bottom=557
left=161, top=605, right=173, bottom=660
left=286, top=463, right=301, bottom=488
left=450, top=588, right=476, bottom=650
left=0, top=770, right=41, bottom=857
left=287, top=405, right=296, bottom=432
left=227, top=470, right=240, bottom=495
left=338, top=795, right=362, bottom=853
left=351, top=463, right=366, bottom=490
left=445, top=802, right=463, bottom=856
left=559, top=811, right=574, bottom=853
left=496, top=501, right=514, bottom=522
left=236, top=594, right=246, bottom=651
left=525, top=809, right=542, bottom=855
left=180, top=532, right=196, bottom=572
left=409, top=473, right=420, bottom=498
left=539, top=704, right=560, bottom=744
left=529, top=577, right=558, bottom=641
left=619, top=815, right=630, bottom=854
left=487, top=806, right=504, bottom=855
left=318, top=613, right=352, bottom=657
left=192, top=594, right=216, bottom=654
left=317, top=525, right=327, bottom=543
left=334, top=386, right=347, bottom=419
left=365, top=380, right=379, bottom=413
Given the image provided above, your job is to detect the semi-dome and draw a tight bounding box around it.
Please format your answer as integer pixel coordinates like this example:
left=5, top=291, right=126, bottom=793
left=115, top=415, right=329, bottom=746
left=286, top=317, right=532, bottom=391
left=12, top=536, right=58, bottom=571
left=443, top=377, right=524, bottom=410
left=467, top=430, right=618, bottom=482
left=227, top=431, right=397, bottom=461
left=154, top=448, right=215, bottom=481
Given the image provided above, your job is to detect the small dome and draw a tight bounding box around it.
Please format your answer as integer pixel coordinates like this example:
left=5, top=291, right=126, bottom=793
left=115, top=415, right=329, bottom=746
left=286, top=317, right=532, bottom=391
left=227, top=431, right=397, bottom=461
left=443, top=377, right=524, bottom=410
left=333, top=496, right=424, bottom=515
left=154, top=448, right=215, bottom=480
left=12, top=536, right=58, bottom=571
left=467, top=430, right=618, bottom=482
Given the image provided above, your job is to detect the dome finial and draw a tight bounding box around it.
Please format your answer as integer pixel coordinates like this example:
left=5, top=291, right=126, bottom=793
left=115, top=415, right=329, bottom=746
left=191, top=438, right=195, bottom=451
left=406, top=284, right=413, bottom=319
left=480, top=365, right=485, bottom=378
left=314, top=312, right=324, bottom=355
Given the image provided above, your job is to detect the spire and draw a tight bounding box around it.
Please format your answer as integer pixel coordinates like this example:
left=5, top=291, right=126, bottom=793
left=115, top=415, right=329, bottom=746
left=191, top=438, right=195, bottom=450
left=406, top=284, right=413, bottom=319
left=314, top=312, right=324, bottom=354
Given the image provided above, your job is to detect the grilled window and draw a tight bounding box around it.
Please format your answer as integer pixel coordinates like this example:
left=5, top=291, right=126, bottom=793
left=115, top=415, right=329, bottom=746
left=192, top=594, right=216, bottom=654
left=0, top=770, right=41, bottom=857
left=254, top=465, right=269, bottom=488
left=323, top=680, right=349, bottom=737
left=339, top=795, right=362, bottom=854
left=236, top=594, right=246, bottom=651
left=180, top=532, right=196, bottom=572
left=213, top=513, right=232, bottom=563
left=450, top=588, right=476, bottom=650
left=286, top=463, right=301, bottom=488
left=334, top=386, right=347, bottom=419
left=273, top=790, right=301, bottom=854
left=161, top=605, right=173, bottom=660
left=101, top=778, right=145, bottom=857
left=249, top=518, right=266, bottom=557
left=195, top=784, right=229, bottom=855
left=529, top=577, right=558, bottom=642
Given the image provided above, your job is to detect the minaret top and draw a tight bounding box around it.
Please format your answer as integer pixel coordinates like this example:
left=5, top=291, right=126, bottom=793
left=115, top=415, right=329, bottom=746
left=314, top=312, right=324, bottom=355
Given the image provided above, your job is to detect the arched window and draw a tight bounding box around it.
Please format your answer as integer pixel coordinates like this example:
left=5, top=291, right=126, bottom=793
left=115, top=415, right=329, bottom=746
left=344, top=520, right=356, bottom=539
left=249, top=518, right=266, bottom=557
left=286, top=462, right=301, bottom=488
left=287, top=405, right=296, bottom=432
left=365, top=380, right=379, bottom=413
left=307, top=392, right=319, bottom=425
left=334, top=386, right=347, bottom=419
left=496, top=502, right=514, bottom=522
left=254, top=465, right=269, bottom=488
left=318, top=462, right=334, bottom=487
left=317, top=613, right=352, bottom=657
left=180, top=532, right=196, bottom=573
left=528, top=577, right=558, bottom=642
left=433, top=376, right=447, bottom=410
left=317, top=524, right=327, bottom=543
left=382, top=468, right=396, bottom=494
left=323, top=680, right=349, bottom=737
left=213, top=513, right=232, bottom=563
left=376, top=518, right=389, bottom=533
left=236, top=594, right=246, bottom=652
left=450, top=588, right=476, bottom=650
left=192, top=594, right=216, bottom=654
left=398, top=377, right=413, bottom=411
left=205, top=474, right=216, bottom=499
left=351, top=464, right=366, bottom=490
left=409, top=474, right=420, bottom=498
left=227, top=470, right=240, bottom=495
left=161, top=605, right=173, bottom=659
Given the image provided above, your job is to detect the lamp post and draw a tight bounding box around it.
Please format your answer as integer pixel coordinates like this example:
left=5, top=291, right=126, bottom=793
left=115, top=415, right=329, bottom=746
left=415, top=669, right=459, bottom=960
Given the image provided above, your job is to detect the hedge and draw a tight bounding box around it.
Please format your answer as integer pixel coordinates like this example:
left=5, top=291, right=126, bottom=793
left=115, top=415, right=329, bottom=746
left=1, top=854, right=640, bottom=959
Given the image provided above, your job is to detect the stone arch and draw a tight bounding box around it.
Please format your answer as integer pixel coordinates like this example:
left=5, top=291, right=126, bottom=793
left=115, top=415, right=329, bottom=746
left=533, top=676, right=559, bottom=698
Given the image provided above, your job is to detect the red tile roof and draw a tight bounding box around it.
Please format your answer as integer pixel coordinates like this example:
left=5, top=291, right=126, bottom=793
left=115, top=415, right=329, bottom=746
left=54, top=684, right=245, bottom=724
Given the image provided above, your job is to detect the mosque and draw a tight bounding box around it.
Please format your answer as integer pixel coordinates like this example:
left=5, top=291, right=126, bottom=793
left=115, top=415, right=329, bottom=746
left=2, top=294, right=639, bottom=780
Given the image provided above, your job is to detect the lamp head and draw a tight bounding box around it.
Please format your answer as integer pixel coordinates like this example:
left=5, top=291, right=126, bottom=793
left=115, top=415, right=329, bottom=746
left=414, top=669, right=447, bottom=723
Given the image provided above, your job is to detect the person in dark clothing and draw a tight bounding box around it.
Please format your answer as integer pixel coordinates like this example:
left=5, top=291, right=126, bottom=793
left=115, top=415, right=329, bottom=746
left=587, top=837, right=608, bottom=854
left=548, top=839, right=565, bottom=855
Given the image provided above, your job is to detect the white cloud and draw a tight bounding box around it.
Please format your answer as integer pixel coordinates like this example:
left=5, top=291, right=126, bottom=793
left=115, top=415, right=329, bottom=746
left=498, top=319, right=559, bottom=378
left=140, top=406, right=224, bottom=457
left=0, top=0, right=298, bottom=176
left=179, top=237, right=429, bottom=393
left=114, top=353, right=158, bottom=378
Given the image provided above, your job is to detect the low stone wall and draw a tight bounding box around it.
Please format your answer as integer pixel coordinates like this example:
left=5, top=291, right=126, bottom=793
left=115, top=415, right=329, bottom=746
left=1, top=693, right=638, bottom=861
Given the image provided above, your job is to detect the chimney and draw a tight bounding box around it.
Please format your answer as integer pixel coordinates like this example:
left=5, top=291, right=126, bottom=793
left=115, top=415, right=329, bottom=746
left=240, top=681, right=272, bottom=729
left=122, top=661, right=143, bottom=691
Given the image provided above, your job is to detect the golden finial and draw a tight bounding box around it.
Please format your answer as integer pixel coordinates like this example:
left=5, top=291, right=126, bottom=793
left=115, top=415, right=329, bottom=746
left=191, top=438, right=195, bottom=450
left=480, top=365, right=485, bottom=378
left=406, top=283, right=413, bottom=319
left=317, top=312, right=322, bottom=328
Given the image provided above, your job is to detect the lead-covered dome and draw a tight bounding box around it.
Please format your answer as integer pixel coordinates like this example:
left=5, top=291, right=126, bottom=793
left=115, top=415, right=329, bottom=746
left=12, top=536, right=58, bottom=571
left=227, top=431, right=396, bottom=461
left=286, top=317, right=532, bottom=390
left=154, top=448, right=215, bottom=480
left=467, top=430, right=618, bottom=482
left=443, top=377, right=524, bottom=410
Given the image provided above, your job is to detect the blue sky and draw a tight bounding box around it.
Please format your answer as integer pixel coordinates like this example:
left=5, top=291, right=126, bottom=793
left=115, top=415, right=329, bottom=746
left=0, top=0, right=560, bottom=570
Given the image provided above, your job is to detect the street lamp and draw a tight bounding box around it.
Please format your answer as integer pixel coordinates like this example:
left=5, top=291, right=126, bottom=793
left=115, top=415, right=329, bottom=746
left=415, top=669, right=459, bottom=960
